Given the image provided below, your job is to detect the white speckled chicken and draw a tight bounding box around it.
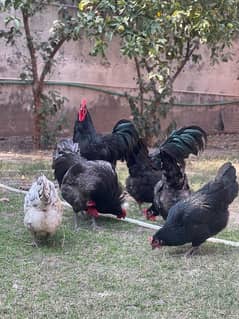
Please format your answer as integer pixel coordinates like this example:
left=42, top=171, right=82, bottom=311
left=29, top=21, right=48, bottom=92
left=24, top=175, right=63, bottom=246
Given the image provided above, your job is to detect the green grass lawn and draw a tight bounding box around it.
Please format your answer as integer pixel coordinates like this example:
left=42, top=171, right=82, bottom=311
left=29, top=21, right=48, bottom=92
left=0, top=151, right=239, bottom=318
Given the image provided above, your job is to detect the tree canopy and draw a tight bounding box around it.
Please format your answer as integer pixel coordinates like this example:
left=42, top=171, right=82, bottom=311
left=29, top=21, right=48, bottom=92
left=77, top=0, right=239, bottom=143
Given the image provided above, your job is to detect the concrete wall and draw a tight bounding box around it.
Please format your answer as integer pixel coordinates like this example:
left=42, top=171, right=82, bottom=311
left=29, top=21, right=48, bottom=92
left=1, top=4, right=239, bottom=149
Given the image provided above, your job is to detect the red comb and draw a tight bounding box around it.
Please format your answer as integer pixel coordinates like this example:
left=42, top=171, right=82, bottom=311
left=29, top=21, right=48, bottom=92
left=81, top=98, right=87, bottom=107
left=78, top=98, right=87, bottom=121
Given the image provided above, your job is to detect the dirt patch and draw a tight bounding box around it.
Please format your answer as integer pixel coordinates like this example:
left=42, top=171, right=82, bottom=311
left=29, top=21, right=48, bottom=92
left=205, top=133, right=239, bottom=155
left=0, top=150, right=52, bottom=162
left=1, top=133, right=239, bottom=158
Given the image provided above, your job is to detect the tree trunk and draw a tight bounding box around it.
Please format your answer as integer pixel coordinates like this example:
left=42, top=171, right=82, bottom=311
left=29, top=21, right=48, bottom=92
left=32, top=91, right=42, bottom=150
left=21, top=8, right=66, bottom=150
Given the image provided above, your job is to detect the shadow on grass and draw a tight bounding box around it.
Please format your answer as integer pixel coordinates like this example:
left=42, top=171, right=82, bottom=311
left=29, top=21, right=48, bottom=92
left=164, top=242, right=236, bottom=258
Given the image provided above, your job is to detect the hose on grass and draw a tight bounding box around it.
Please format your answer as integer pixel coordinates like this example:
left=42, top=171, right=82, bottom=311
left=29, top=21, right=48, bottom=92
left=0, top=182, right=239, bottom=247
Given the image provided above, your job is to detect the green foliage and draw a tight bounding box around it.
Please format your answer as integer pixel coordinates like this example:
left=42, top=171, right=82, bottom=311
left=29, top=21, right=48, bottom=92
left=40, top=90, right=69, bottom=148
left=77, top=0, right=239, bottom=143
left=0, top=0, right=81, bottom=148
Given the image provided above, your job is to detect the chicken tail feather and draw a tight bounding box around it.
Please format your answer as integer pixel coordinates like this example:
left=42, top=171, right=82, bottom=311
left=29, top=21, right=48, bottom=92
left=151, top=125, right=207, bottom=167
left=112, top=119, right=140, bottom=159
left=215, top=162, right=238, bottom=204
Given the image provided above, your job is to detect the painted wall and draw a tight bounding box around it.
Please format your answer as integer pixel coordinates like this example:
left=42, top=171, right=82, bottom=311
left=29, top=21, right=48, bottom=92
left=1, top=4, right=239, bottom=149
left=174, top=43, right=239, bottom=96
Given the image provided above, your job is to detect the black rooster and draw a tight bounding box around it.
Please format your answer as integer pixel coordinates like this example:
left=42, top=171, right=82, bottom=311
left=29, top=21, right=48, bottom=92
left=73, top=99, right=140, bottom=168
left=150, top=162, right=238, bottom=256
left=125, top=126, right=207, bottom=215
left=52, top=139, right=126, bottom=230
left=149, top=126, right=207, bottom=168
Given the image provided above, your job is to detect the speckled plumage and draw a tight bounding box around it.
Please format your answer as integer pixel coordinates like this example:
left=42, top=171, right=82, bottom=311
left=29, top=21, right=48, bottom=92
left=24, top=175, right=63, bottom=245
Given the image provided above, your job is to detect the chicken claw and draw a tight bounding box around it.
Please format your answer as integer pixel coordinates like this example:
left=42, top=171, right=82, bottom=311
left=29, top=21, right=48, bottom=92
left=185, top=246, right=199, bottom=258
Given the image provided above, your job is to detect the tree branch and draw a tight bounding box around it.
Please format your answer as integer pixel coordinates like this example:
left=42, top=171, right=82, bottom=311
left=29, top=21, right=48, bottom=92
left=170, top=40, right=198, bottom=85
left=21, top=8, right=39, bottom=90
left=39, top=37, right=66, bottom=91
left=142, top=58, right=161, bottom=102
left=134, top=56, right=144, bottom=115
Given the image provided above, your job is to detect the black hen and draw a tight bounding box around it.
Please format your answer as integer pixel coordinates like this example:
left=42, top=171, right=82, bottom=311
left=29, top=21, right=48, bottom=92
left=146, top=154, right=191, bottom=220
left=126, top=126, right=207, bottom=214
left=125, top=139, right=162, bottom=209
left=150, top=162, right=238, bottom=256
left=73, top=99, right=140, bottom=168
left=52, top=139, right=126, bottom=230
left=52, top=138, right=81, bottom=187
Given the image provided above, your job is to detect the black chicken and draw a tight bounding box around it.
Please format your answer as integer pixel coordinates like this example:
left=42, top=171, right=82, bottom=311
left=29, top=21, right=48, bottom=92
left=125, top=126, right=207, bottom=215
left=73, top=99, right=140, bottom=168
left=150, top=162, right=238, bottom=256
left=146, top=155, right=191, bottom=220
left=52, top=138, right=80, bottom=187
left=125, top=139, right=162, bottom=210
left=52, top=139, right=126, bottom=230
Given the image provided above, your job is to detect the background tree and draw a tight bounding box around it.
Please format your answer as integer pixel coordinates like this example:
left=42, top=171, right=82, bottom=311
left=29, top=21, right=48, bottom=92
left=0, top=0, right=80, bottom=148
left=77, top=0, right=239, bottom=144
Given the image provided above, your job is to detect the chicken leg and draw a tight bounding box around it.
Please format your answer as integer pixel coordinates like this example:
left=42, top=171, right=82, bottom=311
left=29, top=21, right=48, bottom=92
left=74, top=211, right=80, bottom=231
left=30, top=230, right=38, bottom=248
left=185, top=246, right=199, bottom=258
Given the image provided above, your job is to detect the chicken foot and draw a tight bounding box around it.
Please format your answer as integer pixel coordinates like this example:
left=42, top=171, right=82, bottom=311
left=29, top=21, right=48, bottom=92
left=74, top=211, right=81, bottom=231
left=185, top=246, right=199, bottom=258
left=30, top=230, right=38, bottom=248
left=91, top=217, right=101, bottom=230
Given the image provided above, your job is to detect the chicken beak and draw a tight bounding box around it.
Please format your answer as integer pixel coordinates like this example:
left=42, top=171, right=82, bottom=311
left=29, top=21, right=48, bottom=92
left=148, top=236, right=155, bottom=250
left=143, top=209, right=156, bottom=221
left=148, top=236, right=153, bottom=242
left=149, top=236, right=162, bottom=250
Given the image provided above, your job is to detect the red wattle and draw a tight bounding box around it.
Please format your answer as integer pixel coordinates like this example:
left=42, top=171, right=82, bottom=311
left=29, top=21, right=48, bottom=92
left=87, top=200, right=96, bottom=207
left=143, top=208, right=156, bottom=221
left=86, top=200, right=98, bottom=217
left=78, top=98, right=87, bottom=121
left=117, top=208, right=126, bottom=219
left=87, top=207, right=99, bottom=218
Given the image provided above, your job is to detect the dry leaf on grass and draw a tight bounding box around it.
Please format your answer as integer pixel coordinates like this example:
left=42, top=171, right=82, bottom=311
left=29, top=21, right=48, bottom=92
left=0, top=197, right=9, bottom=202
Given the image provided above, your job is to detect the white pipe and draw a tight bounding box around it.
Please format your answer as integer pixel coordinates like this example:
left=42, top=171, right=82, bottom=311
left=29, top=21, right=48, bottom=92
left=206, top=237, right=239, bottom=247
left=123, top=217, right=162, bottom=230
left=0, top=182, right=238, bottom=247
left=0, top=183, right=27, bottom=194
